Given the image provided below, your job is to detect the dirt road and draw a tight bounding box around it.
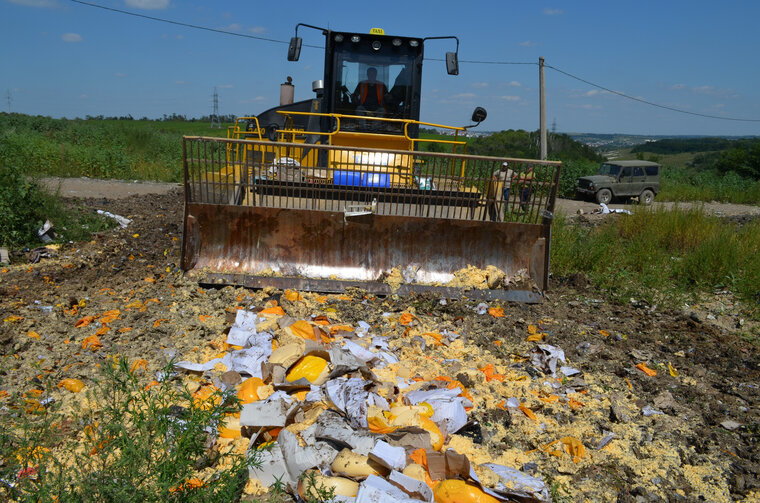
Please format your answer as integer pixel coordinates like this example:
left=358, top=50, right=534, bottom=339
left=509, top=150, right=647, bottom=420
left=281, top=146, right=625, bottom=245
left=0, top=181, right=756, bottom=501
left=41, top=177, right=759, bottom=218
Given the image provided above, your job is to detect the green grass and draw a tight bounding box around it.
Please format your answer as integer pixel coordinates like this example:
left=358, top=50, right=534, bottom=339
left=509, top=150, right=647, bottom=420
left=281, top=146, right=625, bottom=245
left=0, top=164, right=116, bottom=249
left=551, top=206, right=760, bottom=310
left=0, top=114, right=230, bottom=183
left=659, top=166, right=760, bottom=204
left=0, top=357, right=260, bottom=502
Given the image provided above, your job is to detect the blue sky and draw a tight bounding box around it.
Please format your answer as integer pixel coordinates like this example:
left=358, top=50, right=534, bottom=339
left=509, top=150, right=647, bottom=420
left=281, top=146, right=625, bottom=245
left=2, top=0, right=759, bottom=136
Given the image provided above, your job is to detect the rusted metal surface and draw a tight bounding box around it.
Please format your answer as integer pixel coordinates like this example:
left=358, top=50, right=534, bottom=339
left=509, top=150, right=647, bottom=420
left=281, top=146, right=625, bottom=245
left=181, top=136, right=561, bottom=297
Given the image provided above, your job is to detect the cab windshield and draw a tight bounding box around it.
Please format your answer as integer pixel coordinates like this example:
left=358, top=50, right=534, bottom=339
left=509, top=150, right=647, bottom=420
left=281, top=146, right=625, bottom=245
left=332, top=41, right=418, bottom=132
left=597, top=164, right=621, bottom=177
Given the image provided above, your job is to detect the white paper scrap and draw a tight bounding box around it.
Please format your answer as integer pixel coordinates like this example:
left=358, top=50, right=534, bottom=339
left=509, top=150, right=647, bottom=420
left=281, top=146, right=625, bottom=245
left=355, top=475, right=420, bottom=503
left=325, top=377, right=369, bottom=429
left=369, top=440, right=406, bottom=471
left=96, top=210, right=131, bottom=229
left=482, top=463, right=550, bottom=502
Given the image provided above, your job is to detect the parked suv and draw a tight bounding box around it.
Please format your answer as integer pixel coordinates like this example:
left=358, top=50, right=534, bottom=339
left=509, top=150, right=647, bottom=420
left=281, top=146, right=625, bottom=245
left=575, top=160, right=660, bottom=205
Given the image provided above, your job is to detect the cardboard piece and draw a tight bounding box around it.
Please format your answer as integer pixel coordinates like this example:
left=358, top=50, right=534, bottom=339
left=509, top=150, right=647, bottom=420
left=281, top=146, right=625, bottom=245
left=425, top=449, right=471, bottom=482
left=384, top=428, right=432, bottom=452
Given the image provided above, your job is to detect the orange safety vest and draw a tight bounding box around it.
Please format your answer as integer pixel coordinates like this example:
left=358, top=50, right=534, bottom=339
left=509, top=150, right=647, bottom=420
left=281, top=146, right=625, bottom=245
left=359, top=81, right=384, bottom=106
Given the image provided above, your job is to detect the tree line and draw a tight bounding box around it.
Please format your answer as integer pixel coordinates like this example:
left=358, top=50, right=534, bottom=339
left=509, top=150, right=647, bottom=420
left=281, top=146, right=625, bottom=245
left=633, top=137, right=760, bottom=179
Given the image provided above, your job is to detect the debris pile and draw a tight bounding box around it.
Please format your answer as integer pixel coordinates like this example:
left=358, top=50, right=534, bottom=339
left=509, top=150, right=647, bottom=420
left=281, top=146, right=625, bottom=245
left=173, top=298, right=554, bottom=502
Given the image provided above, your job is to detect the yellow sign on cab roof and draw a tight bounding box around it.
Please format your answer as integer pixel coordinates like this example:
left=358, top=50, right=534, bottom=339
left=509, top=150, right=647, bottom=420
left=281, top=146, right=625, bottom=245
left=369, top=28, right=385, bottom=35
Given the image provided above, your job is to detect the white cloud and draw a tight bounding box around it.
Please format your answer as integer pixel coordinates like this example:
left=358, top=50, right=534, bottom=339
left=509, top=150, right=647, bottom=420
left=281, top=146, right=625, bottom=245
left=669, top=84, right=686, bottom=91
left=174, top=80, right=185, bottom=85
left=125, top=0, right=170, bottom=10
left=584, top=90, right=599, bottom=97
left=693, top=85, right=716, bottom=94
left=499, top=96, right=520, bottom=101
left=248, top=26, right=267, bottom=34
left=567, top=103, right=601, bottom=110
left=176, top=34, right=184, bottom=40
left=471, top=82, right=489, bottom=89
left=507, top=81, right=521, bottom=87
left=519, top=41, right=536, bottom=47
left=61, top=33, right=82, bottom=43
left=223, top=23, right=243, bottom=31
left=217, top=84, right=233, bottom=89
left=240, top=96, right=266, bottom=104
left=79, top=94, right=88, bottom=99
left=9, top=0, right=57, bottom=7
left=115, top=73, right=127, bottom=78
left=450, top=93, right=476, bottom=99
left=543, top=8, right=563, bottom=15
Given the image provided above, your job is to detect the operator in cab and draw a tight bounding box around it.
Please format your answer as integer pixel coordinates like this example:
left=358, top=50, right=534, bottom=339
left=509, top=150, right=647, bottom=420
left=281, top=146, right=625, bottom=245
left=353, top=67, right=387, bottom=116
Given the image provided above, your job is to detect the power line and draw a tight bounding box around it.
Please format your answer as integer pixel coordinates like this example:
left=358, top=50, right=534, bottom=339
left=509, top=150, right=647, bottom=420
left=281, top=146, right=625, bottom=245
left=68, top=0, right=320, bottom=47
left=68, top=0, right=760, bottom=123
left=545, top=64, right=760, bottom=123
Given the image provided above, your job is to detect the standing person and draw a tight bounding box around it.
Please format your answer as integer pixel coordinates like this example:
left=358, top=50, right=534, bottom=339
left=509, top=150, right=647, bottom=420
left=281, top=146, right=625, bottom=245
left=516, top=165, right=535, bottom=212
left=487, top=161, right=514, bottom=222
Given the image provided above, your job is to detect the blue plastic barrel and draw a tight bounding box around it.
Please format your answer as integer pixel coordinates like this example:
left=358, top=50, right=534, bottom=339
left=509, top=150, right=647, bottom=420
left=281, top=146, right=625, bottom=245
left=333, top=170, right=362, bottom=186
left=361, top=172, right=390, bottom=187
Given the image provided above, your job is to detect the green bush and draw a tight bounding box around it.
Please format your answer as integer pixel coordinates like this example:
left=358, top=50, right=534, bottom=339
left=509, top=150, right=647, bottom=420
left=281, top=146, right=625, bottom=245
left=0, top=165, right=47, bottom=248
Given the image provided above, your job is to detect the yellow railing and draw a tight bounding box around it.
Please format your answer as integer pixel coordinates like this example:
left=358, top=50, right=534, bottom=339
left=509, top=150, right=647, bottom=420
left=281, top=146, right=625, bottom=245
left=229, top=110, right=469, bottom=151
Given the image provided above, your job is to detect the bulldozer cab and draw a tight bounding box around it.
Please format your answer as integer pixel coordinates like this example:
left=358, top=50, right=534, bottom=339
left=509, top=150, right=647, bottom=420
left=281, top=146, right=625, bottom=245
left=324, top=29, right=423, bottom=135
left=181, top=24, right=561, bottom=302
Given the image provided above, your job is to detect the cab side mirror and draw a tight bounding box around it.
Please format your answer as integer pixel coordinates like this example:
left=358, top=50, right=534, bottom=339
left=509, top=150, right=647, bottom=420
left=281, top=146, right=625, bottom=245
left=445, top=51, right=459, bottom=75
left=288, top=37, right=302, bottom=61
left=471, top=107, right=487, bottom=123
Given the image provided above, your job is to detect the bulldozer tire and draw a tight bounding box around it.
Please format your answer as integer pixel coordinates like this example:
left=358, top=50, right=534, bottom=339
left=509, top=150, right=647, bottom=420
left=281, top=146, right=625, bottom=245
left=595, top=188, right=612, bottom=205
left=639, top=189, right=654, bottom=205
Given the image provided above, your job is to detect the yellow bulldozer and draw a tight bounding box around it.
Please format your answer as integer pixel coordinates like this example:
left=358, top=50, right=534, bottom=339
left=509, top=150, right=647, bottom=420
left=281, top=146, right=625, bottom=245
left=181, top=24, right=561, bottom=302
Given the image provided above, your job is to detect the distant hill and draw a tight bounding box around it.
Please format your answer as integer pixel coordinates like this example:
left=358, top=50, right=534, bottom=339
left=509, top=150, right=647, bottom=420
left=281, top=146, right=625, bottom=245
left=567, top=133, right=759, bottom=152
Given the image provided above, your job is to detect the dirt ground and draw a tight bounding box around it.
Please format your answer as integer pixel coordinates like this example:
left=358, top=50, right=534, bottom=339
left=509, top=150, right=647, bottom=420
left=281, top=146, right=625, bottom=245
left=1, top=183, right=758, bottom=502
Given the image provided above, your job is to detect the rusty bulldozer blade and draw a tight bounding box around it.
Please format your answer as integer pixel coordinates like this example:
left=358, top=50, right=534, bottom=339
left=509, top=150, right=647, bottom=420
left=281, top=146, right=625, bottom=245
left=181, top=137, right=560, bottom=301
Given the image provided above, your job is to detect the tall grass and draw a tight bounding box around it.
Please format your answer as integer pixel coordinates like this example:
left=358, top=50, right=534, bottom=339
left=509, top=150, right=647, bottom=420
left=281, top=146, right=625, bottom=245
left=659, top=166, right=760, bottom=204
left=0, top=114, right=229, bottom=182
left=551, top=206, right=760, bottom=308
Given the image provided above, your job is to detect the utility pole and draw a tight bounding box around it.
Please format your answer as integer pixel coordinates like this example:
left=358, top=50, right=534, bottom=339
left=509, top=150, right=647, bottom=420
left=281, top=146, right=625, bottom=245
left=539, top=57, right=547, bottom=160
left=210, top=87, right=221, bottom=128
left=6, top=89, right=11, bottom=113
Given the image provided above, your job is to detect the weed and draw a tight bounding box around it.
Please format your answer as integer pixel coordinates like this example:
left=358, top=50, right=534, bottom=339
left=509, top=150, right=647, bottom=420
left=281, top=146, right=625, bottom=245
left=0, top=356, right=260, bottom=502
left=298, top=470, right=337, bottom=503
left=552, top=207, right=760, bottom=310
left=548, top=479, right=573, bottom=503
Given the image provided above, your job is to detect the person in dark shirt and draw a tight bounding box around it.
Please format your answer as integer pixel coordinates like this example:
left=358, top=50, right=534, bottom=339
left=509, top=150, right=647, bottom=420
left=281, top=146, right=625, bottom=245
left=353, top=67, right=388, bottom=116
